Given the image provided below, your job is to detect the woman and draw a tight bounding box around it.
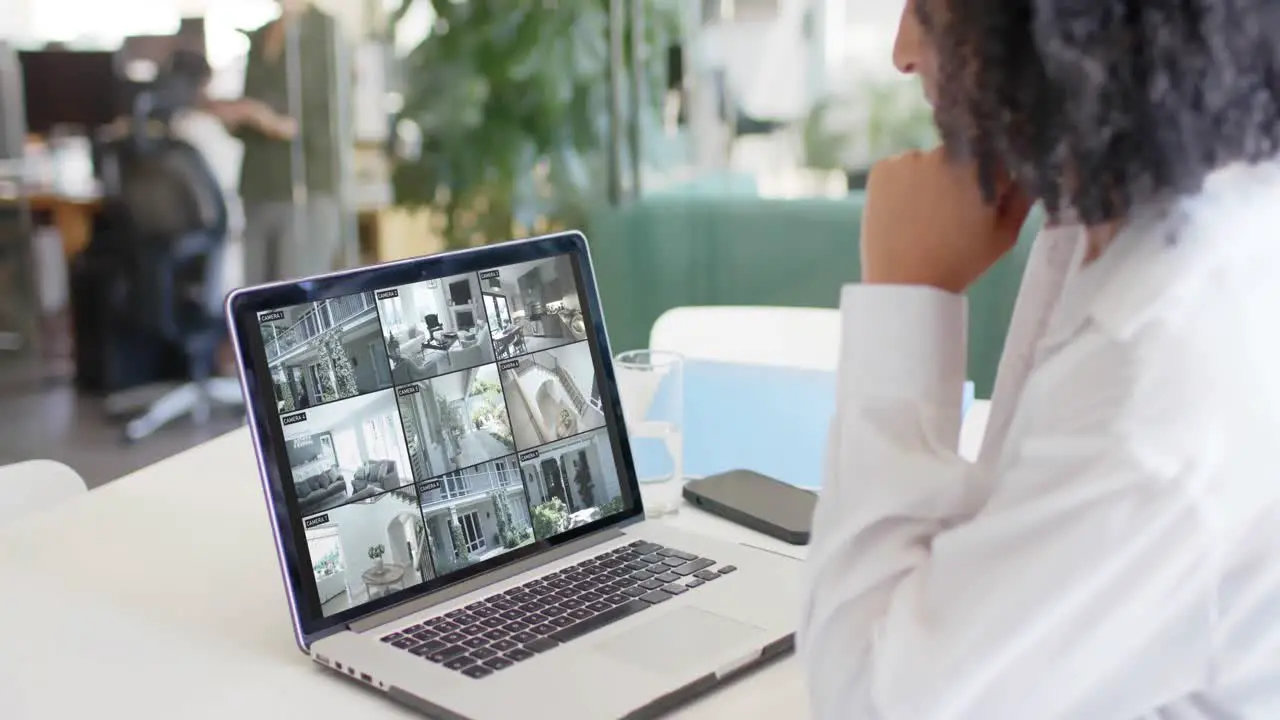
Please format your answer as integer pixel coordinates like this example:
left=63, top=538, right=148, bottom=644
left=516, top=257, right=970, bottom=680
left=798, top=1, right=1280, bottom=718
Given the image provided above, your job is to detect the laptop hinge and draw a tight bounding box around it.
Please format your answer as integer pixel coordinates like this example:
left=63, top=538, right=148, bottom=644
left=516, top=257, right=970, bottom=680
left=347, top=526, right=629, bottom=634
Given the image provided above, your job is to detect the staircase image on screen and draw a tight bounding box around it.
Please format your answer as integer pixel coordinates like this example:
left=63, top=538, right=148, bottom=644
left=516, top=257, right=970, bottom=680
left=497, top=341, right=604, bottom=451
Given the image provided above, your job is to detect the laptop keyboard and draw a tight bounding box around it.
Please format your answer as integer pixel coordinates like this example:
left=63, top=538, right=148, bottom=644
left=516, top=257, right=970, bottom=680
left=378, top=539, right=737, bottom=679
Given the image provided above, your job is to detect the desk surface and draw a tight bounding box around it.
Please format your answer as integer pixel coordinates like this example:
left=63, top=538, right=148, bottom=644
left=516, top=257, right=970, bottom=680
left=0, top=400, right=989, bottom=719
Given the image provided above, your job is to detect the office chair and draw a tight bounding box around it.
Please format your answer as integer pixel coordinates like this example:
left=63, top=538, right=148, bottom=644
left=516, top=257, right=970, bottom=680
left=99, top=96, right=243, bottom=442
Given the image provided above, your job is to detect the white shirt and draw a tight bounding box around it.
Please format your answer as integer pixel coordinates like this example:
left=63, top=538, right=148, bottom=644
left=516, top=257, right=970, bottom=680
left=799, top=161, right=1280, bottom=719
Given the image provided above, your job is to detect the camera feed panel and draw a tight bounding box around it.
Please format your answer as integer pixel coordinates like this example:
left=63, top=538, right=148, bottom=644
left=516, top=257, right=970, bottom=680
left=480, top=255, right=586, bottom=361
left=518, top=428, right=624, bottom=541
left=281, top=389, right=416, bottom=518
left=416, top=455, right=535, bottom=576
left=377, top=274, right=496, bottom=385
left=498, top=341, right=605, bottom=452
left=303, top=488, right=435, bottom=618
left=394, top=362, right=516, bottom=481
left=258, top=291, right=394, bottom=413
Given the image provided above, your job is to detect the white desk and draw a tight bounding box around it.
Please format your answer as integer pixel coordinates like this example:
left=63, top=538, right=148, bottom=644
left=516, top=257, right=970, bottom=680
left=0, top=402, right=989, bottom=719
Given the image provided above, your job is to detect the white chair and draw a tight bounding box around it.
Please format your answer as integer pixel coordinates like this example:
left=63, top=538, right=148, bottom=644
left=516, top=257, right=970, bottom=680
left=0, top=460, right=88, bottom=525
left=649, top=305, right=841, bottom=370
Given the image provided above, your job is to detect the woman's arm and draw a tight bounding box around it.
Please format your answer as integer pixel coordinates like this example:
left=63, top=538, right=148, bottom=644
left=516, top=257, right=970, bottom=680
left=798, top=283, right=1215, bottom=718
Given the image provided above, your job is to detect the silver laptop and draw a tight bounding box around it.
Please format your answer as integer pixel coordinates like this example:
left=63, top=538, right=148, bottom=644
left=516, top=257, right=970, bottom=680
left=225, top=231, right=800, bottom=719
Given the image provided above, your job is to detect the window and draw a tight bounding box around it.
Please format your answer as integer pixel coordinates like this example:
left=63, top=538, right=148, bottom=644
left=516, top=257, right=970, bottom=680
left=442, top=470, right=470, bottom=499
left=493, top=459, right=514, bottom=487
left=306, top=527, right=344, bottom=580
left=484, top=294, right=511, bottom=326
left=459, top=510, right=486, bottom=554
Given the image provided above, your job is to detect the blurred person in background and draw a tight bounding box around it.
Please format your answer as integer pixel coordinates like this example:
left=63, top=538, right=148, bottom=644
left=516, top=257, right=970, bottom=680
left=230, top=0, right=343, bottom=287
left=799, top=1, right=1280, bottom=717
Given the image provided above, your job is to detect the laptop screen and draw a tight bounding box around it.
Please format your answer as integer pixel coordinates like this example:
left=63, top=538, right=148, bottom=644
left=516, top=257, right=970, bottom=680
left=249, top=250, right=631, bottom=621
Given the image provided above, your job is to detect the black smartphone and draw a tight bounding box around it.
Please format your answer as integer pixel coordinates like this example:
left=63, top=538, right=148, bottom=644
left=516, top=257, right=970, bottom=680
left=683, top=469, right=816, bottom=545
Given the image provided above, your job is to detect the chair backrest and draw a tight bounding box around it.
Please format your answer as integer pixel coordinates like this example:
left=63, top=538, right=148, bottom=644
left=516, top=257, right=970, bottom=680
left=0, top=460, right=88, bottom=526
left=98, top=107, right=228, bottom=339
left=649, top=305, right=841, bottom=371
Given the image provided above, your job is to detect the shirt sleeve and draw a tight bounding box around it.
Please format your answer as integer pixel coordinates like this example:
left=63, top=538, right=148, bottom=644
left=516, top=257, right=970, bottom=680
left=797, top=284, right=1215, bottom=719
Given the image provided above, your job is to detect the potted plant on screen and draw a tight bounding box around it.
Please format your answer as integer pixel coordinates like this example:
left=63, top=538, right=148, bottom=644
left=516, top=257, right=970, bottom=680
left=368, top=544, right=387, bottom=572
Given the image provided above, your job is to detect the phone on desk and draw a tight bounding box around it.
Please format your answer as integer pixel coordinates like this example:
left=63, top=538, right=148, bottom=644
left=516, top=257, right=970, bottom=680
left=683, top=469, right=816, bottom=545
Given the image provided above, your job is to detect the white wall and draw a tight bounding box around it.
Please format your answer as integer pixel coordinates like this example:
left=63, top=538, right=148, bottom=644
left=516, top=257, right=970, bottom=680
left=314, top=490, right=420, bottom=593
left=555, top=343, right=596, bottom=400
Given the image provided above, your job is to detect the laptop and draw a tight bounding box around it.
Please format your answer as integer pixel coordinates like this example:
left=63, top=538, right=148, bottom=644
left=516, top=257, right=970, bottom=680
left=225, top=231, right=801, bottom=719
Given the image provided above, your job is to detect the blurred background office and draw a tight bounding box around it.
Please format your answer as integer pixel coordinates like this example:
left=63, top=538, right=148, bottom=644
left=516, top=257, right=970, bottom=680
left=2, top=0, right=1023, bottom=488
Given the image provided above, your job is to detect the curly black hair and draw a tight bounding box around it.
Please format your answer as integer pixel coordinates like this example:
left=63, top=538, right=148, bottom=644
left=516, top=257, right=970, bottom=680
left=921, top=0, right=1280, bottom=225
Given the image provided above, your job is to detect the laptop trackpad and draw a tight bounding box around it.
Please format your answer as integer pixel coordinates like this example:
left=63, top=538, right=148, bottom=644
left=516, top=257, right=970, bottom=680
left=594, top=607, right=768, bottom=677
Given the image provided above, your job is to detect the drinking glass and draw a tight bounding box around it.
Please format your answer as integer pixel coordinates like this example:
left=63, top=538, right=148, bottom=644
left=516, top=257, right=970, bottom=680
left=615, top=349, right=684, bottom=517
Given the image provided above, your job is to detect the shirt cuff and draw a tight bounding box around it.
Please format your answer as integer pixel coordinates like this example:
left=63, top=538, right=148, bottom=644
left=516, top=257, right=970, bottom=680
left=838, top=284, right=968, bottom=406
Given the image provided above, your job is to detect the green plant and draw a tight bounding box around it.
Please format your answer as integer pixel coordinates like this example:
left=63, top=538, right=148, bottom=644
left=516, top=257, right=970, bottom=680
left=317, top=328, right=358, bottom=399
left=367, top=544, right=386, bottom=561
left=597, top=495, right=624, bottom=517
left=531, top=497, right=569, bottom=539
left=801, top=98, right=853, bottom=171
left=390, top=0, right=681, bottom=249
left=448, top=518, right=471, bottom=562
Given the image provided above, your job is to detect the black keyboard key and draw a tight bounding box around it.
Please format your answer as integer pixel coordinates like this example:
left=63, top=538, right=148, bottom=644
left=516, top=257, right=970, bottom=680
left=674, top=558, right=716, bottom=577
left=628, top=539, right=647, bottom=547
left=549, top=599, right=649, bottom=643
left=471, top=605, right=498, bottom=618
left=639, top=579, right=664, bottom=590
left=564, top=571, right=588, bottom=583
left=608, top=567, right=632, bottom=578
left=661, top=557, right=687, bottom=568
left=509, top=593, right=536, bottom=605
left=425, top=617, right=448, bottom=627
left=491, top=639, right=518, bottom=652
left=502, top=621, right=530, bottom=633
left=541, top=605, right=568, bottom=617
left=586, top=601, right=613, bottom=613
left=693, top=569, right=720, bottom=581
left=548, top=615, right=574, bottom=628
left=718, top=565, right=738, bottom=574
left=578, top=591, right=604, bottom=603
left=499, top=609, right=526, bottom=621
left=524, top=637, right=561, bottom=653
left=656, top=572, right=681, bottom=583
left=523, top=612, right=549, bottom=625
left=462, top=636, right=489, bottom=649
left=434, top=621, right=461, bottom=633
left=480, top=616, right=506, bottom=629
left=658, top=548, right=697, bottom=561
left=391, top=637, right=417, bottom=649
left=641, top=554, right=664, bottom=564
left=598, top=557, right=623, bottom=568
left=380, top=633, right=402, bottom=643
left=409, top=640, right=447, bottom=656
left=483, top=656, right=514, bottom=671
left=403, top=623, right=426, bottom=633
left=465, top=602, right=488, bottom=612
left=531, top=623, right=558, bottom=635
left=625, top=561, right=650, bottom=571
left=471, top=647, right=499, bottom=660
left=451, top=613, right=478, bottom=626
left=687, top=578, right=705, bottom=589
left=506, top=647, right=535, bottom=662
left=440, top=632, right=467, bottom=644
left=445, top=608, right=469, bottom=619
left=548, top=578, right=572, bottom=590
left=488, top=599, right=515, bottom=611
left=444, top=655, right=476, bottom=670
left=426, top=645, right=469, bottom=663
left=631, top=570, right=655, bottom=581
left=412, top=630, right=439, bottom=641
left=640, top=589, right=674, bottom=604
left=612, top=577, right=638, bottom=589
left=462, top=665, right=492, bottom=679
left=512, top=631, right=540, bottom=644
left=554, top=587, right=577, bottom=599
left=482, top=629, right=509, bottom=641
left=530, top=585, right=556, bottom=597
left=459, top=624, right=486, bottom=637
left=632, top=542, right=662, bottom=555
left=559, top=599, right=585, bottom=610
left=525, top=578, right=545, bottom=587
left=567, top=608, right=593, bottom=621
left=621, top=586, right=648, bottom=598
left=662, top=584, right=688, bottom=596
left=604, top=593, right=630, bottom=605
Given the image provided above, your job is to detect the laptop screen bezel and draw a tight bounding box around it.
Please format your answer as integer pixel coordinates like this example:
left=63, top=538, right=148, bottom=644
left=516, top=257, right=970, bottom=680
left=225, top=231, right=645, bottom=647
